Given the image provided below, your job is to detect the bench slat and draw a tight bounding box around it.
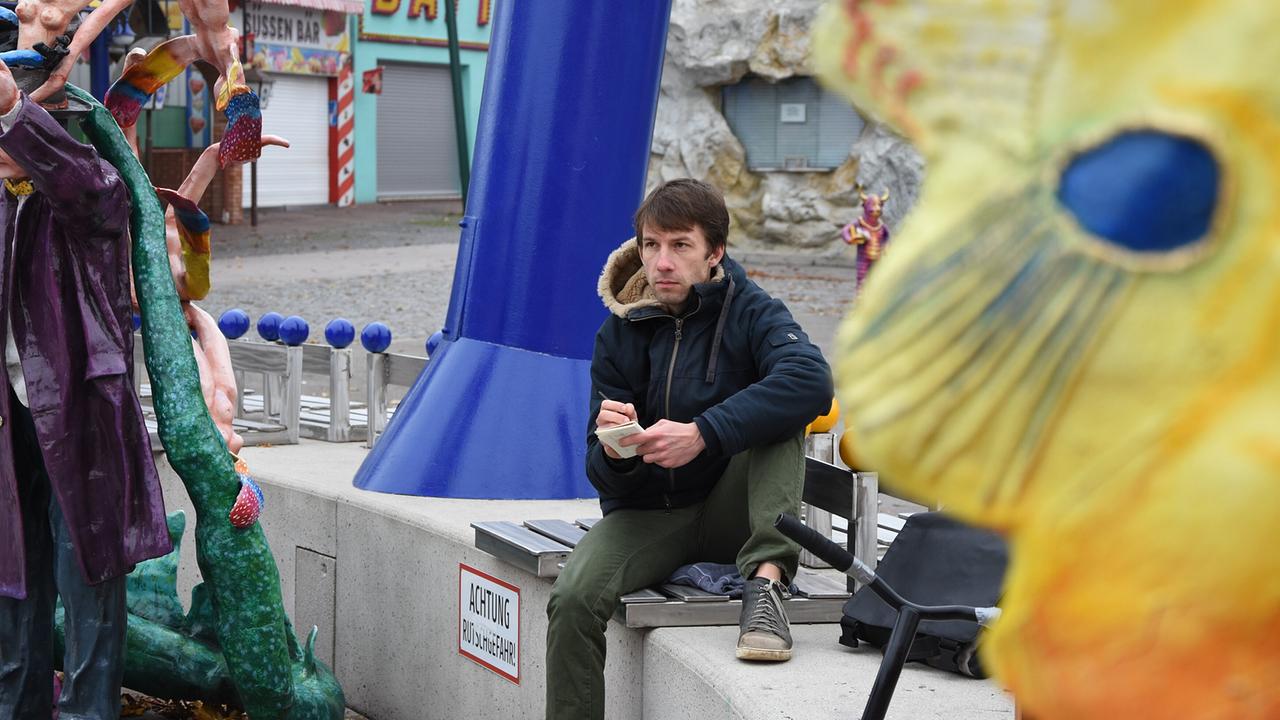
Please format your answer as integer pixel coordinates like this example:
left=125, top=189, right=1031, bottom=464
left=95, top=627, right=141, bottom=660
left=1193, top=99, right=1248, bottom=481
left=620, top=589, right=669, bottom=604
left=793, top=569, right=851, bottom=600
left=659, top=584, right=730, bottom=603
left=524, top=519, right=587, bottom=548
left=575, top=517, right=601, bottom=531
left=227, top=342, right=290, bottom=373
left=877, top=513, right=906, bottom=532
left=620, top=596, right=845, bottom=629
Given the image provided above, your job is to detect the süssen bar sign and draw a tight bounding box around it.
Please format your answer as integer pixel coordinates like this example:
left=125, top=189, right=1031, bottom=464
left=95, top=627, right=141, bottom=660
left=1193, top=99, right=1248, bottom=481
left=458, top=564, right=520, bottom=683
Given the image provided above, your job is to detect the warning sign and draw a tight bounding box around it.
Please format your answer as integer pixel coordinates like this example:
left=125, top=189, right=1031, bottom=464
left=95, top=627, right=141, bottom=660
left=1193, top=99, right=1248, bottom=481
left=458, top=564, right=520, bottom=684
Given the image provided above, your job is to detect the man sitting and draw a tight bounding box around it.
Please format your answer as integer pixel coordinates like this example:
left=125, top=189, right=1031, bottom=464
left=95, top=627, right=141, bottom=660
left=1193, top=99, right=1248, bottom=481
left=545, top=178, right=834, bottom=720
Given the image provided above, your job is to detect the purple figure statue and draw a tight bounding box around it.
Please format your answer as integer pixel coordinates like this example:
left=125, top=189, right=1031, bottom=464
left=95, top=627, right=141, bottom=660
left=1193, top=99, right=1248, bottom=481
left=0, top=51, right=171, bottom=719
left=841, top=187, right=891, bottom=296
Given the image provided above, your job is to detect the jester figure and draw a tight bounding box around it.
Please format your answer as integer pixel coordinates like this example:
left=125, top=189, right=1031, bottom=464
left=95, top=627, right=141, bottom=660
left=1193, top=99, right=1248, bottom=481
left=0, top=50, right=172, bottom=719
left=840, top=187, right=890, bottom=296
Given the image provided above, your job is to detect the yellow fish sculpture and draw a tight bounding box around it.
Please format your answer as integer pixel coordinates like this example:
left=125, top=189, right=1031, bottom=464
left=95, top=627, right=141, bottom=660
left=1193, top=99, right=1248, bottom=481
left=813, top=1, right=1280, bottom=718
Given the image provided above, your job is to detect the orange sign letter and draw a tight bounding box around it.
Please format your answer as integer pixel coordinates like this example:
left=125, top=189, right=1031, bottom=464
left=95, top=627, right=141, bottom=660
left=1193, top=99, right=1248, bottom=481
left=407, top=0, right=436, bottom=20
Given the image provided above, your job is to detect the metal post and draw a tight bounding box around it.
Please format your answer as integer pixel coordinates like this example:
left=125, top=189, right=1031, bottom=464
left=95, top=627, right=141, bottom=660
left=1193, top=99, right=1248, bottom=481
left=852, top=471, right=879, bottom=592
left=861, top=606, right=921, bottom=720
left=364, top=352, right=387, bottom=449
left=89, top=27, right=112, bottom=100
left=144, top=108, right=154, bottom=175
left=443, top=0, right=470, bottom=208
left=243, top=27, right=259, bottom=227
left=353, top=1, right=674, bottom=499
left=250, top=159, right=259, bottom=227
left=800, top=433, right=835, bottom=569
left=283, top=346, right=303, bottom=444
left=327, top=347, right=352, bottom=442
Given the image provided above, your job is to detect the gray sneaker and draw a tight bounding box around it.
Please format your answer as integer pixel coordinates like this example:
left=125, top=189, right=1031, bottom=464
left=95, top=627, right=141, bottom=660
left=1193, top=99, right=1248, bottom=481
left=736, top=577, right=793, bottom=661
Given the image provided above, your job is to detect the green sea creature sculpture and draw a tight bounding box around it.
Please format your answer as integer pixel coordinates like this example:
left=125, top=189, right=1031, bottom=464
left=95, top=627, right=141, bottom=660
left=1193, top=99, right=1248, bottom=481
left=64, top=83, right=344, bottom=720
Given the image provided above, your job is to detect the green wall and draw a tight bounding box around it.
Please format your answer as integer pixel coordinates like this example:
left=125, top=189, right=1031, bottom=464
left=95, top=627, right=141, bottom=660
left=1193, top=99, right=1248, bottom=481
left=349, top=0, right=493, bottom=203
left=133, top=106, right=191, bottom=149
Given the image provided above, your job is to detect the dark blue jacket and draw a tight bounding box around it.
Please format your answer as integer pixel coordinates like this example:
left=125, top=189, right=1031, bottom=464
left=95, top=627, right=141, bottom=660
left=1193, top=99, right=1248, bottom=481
left=586, top=241, right=833, bottom=514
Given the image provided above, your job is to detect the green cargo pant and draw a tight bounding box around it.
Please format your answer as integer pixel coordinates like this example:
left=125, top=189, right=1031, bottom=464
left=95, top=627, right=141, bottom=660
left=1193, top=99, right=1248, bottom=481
left=545, top=433, right=804, bottom=720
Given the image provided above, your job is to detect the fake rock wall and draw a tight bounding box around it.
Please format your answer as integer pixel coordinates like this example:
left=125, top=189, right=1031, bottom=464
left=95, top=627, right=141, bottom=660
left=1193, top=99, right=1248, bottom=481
left=649, top=0, right=925, bottom=252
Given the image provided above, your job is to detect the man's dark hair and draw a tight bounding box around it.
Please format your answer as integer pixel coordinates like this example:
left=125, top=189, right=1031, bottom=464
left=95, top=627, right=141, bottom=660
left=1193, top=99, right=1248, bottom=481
left=633, top=178, right=730, bottom=254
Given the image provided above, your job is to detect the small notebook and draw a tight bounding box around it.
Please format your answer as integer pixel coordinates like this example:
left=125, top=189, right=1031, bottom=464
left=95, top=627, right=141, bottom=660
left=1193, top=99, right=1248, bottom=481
left=595, top=421, right=645, bottom=459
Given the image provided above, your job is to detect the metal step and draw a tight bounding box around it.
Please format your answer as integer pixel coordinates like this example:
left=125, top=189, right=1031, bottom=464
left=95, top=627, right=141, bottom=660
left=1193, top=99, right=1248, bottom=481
left=659, top=584, right=730, bottom=603
left=471, top=521, right=572, bottom=578
left=620, top=589, right=668, bottom=604
left=524, top=519, right=588, bottom=548
left=619, top=595, right=845, bottom=629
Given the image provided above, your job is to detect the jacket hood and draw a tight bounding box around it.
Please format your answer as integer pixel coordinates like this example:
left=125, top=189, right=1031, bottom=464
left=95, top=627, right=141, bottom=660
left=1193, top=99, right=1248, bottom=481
left=598, top=237, right=727, bottom=318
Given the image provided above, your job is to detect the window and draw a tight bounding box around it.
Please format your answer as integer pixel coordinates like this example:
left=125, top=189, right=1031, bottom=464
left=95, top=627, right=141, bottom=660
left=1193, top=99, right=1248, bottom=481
left=722, top=76, right=866, bottom=171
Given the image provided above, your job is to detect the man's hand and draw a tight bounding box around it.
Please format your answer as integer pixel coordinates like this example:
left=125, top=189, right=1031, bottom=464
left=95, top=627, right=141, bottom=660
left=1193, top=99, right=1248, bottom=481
left=597, top=399, right=637, bottom=460
left=623, top=420, right=705, bottom=469
left=0, top=60, right=19, bottom=116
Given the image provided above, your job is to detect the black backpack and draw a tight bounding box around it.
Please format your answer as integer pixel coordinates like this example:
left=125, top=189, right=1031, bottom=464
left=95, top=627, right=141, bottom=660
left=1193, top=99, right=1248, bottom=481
left=839, top=512, right=1008, bottom=677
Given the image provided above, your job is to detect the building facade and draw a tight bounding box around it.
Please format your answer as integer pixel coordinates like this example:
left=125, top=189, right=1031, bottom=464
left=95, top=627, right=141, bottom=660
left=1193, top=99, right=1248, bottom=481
left=104, top=0, right=493, bottom=217
left=233, top=0, right=365, bottom=210
left=350, top=0, right=492, bottom=204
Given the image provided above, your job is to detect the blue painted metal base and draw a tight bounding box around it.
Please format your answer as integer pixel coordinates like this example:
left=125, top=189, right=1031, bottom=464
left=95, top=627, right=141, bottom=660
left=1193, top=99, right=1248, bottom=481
left=352, top=337, right=596, bottom=499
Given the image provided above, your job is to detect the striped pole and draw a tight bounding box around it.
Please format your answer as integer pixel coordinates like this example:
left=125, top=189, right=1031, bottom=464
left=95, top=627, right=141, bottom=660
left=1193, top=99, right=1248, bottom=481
left=329, top=57, right=356, bottom=207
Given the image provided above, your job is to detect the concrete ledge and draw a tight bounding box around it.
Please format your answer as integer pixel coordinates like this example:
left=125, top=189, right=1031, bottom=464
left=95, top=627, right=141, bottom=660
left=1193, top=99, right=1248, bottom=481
left=644, top=625, right=1013, bottom=719
left=154, top=439, right=1013, bottom=719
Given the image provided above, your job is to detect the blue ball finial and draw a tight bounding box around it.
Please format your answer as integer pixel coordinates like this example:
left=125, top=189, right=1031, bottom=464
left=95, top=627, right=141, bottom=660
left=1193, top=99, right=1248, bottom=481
left=219, top=308, right=251, bottom=339
left=325, top=318, right=356, bottom=349
left=257, top=312, right=284, bottom=342
left=360, top=322, right=392, bottom=354
left=131, top=313, right=142, bottom=332
left=279, top=315, right=310, bottom=346
left=426, top=330, right=444, bottom=357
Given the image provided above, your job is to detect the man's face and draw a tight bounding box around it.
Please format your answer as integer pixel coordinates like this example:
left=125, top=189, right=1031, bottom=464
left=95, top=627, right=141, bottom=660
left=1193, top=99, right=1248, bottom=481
left=640, top=223, right=724, bottom=311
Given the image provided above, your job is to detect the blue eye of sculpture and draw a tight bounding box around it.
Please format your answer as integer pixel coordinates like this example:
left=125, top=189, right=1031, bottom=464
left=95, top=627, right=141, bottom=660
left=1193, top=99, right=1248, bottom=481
left=1057, top=129, right=1220, bottom=254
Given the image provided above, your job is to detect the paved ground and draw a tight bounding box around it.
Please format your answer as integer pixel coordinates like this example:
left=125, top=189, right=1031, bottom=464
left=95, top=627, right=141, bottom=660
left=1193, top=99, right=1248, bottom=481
left=204, top=202, right=859, bottom=361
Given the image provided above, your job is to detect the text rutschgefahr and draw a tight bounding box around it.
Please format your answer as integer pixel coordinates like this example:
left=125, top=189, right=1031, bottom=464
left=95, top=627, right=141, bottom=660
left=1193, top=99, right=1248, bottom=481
left=462, top=585, right=516, bottom=666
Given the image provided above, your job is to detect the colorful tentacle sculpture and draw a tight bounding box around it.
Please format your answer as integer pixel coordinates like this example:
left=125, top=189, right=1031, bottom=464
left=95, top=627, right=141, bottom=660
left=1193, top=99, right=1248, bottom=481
left=66, top=83, right=344, bottom=719
left=106, top=34, right=263, bottom=167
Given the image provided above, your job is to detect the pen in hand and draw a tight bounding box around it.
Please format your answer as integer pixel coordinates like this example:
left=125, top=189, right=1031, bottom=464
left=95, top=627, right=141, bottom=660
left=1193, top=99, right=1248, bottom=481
left=597, top=391, right=638, bottom=425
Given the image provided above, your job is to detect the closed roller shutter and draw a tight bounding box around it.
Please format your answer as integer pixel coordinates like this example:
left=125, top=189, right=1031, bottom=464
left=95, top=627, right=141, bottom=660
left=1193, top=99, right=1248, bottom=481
left=242, top=74, right=331, bottom=208
left=376, top=63, right=461, bottom=199
left=815, top=90, right=866, bottom=168
left=775, top=78, right=820, bottom=167
left=723, top=76, right=866, bottom=170
left=722, top=80, right=777, bottom=168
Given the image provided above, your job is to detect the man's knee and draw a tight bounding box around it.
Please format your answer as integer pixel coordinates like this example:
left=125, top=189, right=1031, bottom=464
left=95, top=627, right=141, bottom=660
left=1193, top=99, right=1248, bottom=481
left=547, top=572, right=601, bottom=628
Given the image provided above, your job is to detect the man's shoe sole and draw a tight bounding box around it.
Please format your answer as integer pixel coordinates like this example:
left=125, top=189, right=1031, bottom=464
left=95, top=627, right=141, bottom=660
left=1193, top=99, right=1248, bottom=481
left=735, top=646, right=792, bottom=662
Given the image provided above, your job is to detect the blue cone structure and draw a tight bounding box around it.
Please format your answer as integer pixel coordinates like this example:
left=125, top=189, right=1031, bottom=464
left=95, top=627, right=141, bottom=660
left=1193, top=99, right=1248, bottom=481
left=353, top=1, right=674, bottom=499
